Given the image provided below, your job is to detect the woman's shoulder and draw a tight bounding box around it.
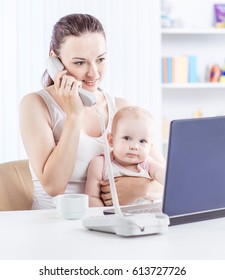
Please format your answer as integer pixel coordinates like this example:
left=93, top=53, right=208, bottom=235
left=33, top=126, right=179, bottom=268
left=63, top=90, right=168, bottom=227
left=99, top=89, right=130, bottom=110
left=20, top=90, right=50, bottom=118
left=20, top=88, right=54, bottom=107
left=114, top=96, right=131, bottom=110
left=20, top=91, right=42, bottom=108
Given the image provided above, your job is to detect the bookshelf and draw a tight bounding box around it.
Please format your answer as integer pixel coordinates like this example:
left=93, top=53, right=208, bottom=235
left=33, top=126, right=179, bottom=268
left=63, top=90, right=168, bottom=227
left=161, top=27, right=225, bottom=156
left=162, top=82, right=225, bottom=89
left=162, top=28, right=225, bottom=35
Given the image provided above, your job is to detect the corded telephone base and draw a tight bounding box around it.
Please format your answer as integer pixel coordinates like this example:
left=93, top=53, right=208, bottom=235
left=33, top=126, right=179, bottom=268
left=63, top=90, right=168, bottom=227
left=83, top=213, right=169, bottom=237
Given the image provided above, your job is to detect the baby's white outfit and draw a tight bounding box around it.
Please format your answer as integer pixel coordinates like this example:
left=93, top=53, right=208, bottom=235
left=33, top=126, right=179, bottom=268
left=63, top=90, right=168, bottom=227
left=102, top=154, right=152, bottom=181
left=102, top=154, right=153, bottom=205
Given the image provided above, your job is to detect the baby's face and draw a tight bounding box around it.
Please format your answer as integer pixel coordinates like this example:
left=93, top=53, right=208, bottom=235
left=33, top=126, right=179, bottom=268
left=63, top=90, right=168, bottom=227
left=110, top=117, right=153, bottom=166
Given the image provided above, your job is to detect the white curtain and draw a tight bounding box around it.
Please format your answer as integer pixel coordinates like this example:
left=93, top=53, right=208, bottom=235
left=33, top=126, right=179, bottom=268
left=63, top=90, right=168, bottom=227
left=0, top=0, right=161, bottom=162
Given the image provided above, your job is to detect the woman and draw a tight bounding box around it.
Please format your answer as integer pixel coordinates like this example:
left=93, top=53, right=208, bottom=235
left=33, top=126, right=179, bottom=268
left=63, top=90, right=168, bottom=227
left=20, top=13, right=164, bottom=209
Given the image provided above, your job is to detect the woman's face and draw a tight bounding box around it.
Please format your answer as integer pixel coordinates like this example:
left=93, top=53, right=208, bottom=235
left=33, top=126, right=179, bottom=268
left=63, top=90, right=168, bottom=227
left=59, top=33, right=107, bottom=92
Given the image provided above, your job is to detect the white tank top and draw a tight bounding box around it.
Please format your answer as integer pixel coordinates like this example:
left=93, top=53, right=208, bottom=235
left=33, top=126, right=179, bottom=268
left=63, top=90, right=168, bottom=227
left=31, top=89, right=116, bottom=209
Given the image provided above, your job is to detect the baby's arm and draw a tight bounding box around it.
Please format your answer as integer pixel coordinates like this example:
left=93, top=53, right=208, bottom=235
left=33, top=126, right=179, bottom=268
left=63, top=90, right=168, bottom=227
left=85, top=156, right=105, bottom=207
left=148, top=159, right=166, bottom=185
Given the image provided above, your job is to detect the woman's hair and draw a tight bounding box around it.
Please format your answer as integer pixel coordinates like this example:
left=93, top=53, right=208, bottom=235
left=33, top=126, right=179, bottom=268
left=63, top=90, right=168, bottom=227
left=42, top=14, right=105, bottom=87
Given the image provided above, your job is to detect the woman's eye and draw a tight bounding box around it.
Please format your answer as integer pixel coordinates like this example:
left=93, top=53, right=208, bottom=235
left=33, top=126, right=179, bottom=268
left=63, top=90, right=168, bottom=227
left=74, top=61, right=85, bottom=66
left=97, top=57, right=106, bottom=63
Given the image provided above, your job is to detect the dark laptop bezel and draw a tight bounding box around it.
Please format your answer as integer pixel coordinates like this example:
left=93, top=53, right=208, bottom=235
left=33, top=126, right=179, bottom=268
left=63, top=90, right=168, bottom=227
left=163, top=116, right=225, bottom=226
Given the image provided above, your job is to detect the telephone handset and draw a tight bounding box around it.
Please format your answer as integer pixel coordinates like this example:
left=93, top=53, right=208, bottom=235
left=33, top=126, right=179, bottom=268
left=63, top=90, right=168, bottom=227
left=47, top=57, right=96, bottom=107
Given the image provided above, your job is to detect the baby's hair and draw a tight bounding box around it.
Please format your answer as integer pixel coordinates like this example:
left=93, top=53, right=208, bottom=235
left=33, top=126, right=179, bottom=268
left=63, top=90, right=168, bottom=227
left=112, top=106, right=154, bottom=134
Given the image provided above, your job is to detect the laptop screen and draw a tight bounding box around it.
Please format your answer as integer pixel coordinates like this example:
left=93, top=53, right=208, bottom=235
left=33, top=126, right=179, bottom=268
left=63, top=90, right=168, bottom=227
left=163, top=116, right=225, bottom=225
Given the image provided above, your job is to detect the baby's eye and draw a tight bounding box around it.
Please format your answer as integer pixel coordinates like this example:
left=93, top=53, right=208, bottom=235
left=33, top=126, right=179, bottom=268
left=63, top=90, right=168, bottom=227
left=140, top=139, right=147, bottom=144
left=123, top=136, right=131, bottom=141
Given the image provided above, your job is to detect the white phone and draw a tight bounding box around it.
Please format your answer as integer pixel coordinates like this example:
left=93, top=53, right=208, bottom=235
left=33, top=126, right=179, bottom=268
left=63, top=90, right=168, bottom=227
left=47, top=57, right=96, bottom=107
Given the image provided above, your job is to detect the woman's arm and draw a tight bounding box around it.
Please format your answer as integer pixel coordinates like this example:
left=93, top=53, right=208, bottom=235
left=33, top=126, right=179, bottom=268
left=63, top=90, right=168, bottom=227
left=20, top=92, right=82, bottom=196
left=20, top=72, right=85, bottom=197
left=100, top=177, right=164, bottom=205
left=85, top=156, right=104, bottom=207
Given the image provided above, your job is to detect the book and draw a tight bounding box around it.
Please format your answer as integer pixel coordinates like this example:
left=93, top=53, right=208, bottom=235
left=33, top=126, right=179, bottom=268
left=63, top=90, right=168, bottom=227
left=162, top=57, right=168, bottom=83
left=163, top=55, right=197, bottom=84
left=179, top=56, right=188, bottom=83
left=172, top=56, right=180, bottom=83
left=167, top=57, right=172, bottom=83
left=214, top=4, right=225, bottom=28
left=188, top=56, right=197, bottom=83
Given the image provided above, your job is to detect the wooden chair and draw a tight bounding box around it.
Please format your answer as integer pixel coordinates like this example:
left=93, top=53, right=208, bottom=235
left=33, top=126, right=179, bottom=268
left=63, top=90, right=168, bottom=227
left=0, top=160, right=34, bottom=210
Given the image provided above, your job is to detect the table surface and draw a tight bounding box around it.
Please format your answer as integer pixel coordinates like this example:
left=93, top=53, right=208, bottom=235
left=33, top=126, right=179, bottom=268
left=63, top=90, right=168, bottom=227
left=1, top=208, right=225, bottom=260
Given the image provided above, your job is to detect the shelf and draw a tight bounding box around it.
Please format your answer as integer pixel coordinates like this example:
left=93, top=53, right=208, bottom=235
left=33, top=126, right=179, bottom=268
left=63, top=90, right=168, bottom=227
left=160, top=3, right=225, bottom=156
left=161, top=28, right=225, bottom=35
left=162, top=83, right=225, bottom=89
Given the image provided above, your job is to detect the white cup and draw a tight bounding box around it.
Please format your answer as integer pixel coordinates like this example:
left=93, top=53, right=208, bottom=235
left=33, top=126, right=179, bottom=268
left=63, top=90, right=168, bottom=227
left=54, top=194, right=88, bottom=220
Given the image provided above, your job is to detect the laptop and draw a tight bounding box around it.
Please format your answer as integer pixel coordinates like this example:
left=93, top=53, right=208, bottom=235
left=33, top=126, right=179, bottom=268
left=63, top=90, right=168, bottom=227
left=104, top=116, right=225, bottom=226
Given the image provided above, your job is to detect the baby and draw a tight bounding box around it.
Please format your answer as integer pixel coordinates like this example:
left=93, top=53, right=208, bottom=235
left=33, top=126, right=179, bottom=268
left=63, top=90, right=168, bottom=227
left=85, top=106, right=166, bottom=207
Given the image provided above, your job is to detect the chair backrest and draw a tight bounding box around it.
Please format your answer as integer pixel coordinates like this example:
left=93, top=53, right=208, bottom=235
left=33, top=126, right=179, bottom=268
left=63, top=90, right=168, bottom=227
left=0, top=160, right=34, bottom=210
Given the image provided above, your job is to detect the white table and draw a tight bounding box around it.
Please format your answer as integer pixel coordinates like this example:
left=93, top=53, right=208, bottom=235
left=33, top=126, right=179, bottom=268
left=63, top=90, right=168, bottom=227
left=0, top=208, right=225, bottom=260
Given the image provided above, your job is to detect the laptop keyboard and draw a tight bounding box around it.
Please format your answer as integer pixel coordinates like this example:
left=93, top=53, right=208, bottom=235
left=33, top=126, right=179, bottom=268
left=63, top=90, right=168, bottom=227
left=103, top=202, right=163, bottom=216
left=121, top=202, right=162, bottom=214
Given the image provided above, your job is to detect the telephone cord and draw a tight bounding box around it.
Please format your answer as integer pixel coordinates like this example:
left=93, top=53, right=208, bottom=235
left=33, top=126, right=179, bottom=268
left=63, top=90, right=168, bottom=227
left=94, top=105, right=123, bottom=217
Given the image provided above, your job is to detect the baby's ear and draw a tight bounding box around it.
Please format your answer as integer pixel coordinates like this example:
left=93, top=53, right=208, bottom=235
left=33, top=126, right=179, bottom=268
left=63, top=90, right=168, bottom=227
left=149, top=142, right=154, bottom=153
left=107, top=133, right=113, bottom=147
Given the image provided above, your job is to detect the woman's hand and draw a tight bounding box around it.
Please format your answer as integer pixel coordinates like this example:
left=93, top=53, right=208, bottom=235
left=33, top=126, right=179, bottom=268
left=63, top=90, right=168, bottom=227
left=100, top=177, right=164, bottom=206
left=54, top=70, right=84, bottom=117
